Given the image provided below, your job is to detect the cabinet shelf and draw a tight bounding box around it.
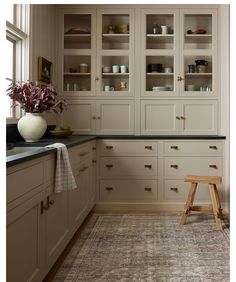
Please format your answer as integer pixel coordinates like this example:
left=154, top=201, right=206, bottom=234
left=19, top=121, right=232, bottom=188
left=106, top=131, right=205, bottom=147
left=185, top=73, right=212, bottom=76
left=64, top=72, right=91, bottom=76
left=185, top=34, right=212, bottom=37
left=147, top=72, right=174, bottom=76
left=147, top=34, right=174, bottom=37
left=102, top=72, right=129, bottom=76
left=102, top=34, right=129, bottom=43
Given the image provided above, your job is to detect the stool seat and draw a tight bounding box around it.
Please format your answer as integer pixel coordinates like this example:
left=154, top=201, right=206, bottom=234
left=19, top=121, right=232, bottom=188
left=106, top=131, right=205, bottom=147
left=180, top=175, right=223, bottom=230
left=184, top=175, right=222, bottom=184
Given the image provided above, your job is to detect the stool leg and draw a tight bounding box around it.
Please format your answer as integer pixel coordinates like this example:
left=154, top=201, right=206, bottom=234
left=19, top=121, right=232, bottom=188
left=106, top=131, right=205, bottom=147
left=213, top=184, right=223, bottom=219
left=180, top=182, right=197, bottom=225
left=209, top=184, right=223, bottom=230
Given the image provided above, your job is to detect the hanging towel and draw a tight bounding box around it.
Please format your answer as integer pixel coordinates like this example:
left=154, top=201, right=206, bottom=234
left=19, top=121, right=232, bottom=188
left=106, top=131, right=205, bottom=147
left=46, top=143, right=77, bottom=193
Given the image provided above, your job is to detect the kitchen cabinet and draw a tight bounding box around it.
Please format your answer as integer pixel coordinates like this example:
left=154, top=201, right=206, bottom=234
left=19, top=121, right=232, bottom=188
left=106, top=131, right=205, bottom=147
left=141, top=99, right=217, bottom=135
left=62, top=99, right=135, bottom=135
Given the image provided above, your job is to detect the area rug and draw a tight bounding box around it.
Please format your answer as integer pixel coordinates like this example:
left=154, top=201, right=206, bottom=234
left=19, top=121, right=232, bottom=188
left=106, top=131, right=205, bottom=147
left=52, top=213, right=230, bottom=282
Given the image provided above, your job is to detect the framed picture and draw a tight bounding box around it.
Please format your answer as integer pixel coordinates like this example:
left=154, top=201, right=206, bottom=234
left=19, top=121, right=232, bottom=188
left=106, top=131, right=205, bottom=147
left=38, top=56, right=52, bottom=83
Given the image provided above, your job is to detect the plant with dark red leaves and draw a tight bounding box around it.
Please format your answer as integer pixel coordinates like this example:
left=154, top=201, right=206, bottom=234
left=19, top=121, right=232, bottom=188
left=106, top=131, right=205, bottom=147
left=6, top=81, right=67, bottom=113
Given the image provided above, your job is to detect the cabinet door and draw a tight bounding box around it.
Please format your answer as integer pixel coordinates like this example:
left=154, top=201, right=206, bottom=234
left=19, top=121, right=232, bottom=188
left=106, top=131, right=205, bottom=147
left=96, top=100, right=134, bottom=135
left=96, top=8, right=135, bottom=96
left=58, top=8, right=96, bottom=97
left=68, top=159, right=90, bottom=234
left=62, top=99, right=96, bottom=134
left=45, top=187, right=69, bottom=272
left=7, top=192, right=44, bottom=282
left=140, top=9, right=179, bottom=97
left=179, top=9, right=217, bottom=96
left=180, top=100, right=218, bottom=135
left=88, top=156, right=97, bottom=210
left=141, top=100, right=179, bottom=135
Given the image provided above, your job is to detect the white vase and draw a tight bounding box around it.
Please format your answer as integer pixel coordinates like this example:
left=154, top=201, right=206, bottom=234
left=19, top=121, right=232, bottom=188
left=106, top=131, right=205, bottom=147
left=17, top=113, right=47, bottom=142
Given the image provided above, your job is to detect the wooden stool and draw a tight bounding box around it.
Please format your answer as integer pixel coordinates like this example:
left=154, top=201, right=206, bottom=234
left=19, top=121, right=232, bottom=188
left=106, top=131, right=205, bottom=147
left=180, top=175, right=223, bottom=230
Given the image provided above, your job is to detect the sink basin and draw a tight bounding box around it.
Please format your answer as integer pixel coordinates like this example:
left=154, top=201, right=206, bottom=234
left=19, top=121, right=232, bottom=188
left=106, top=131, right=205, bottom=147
left=6, top=147, right=44, bottom=157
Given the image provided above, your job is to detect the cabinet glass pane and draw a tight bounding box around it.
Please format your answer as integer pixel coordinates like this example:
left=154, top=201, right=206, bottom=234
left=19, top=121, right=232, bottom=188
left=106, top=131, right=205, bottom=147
left=146, top=14, right=174, bottom=49
left=102, top=14, right=129, bottom=50
left=64, top=14, right=91, bottom=49
left=101, top=56, right=129, bottom=92
left=184, top=14, right=212, bottom=49
left=64, top=55, right=91, bottom=92
left=184, top=56, right=212, bottom=92
left=146, top=56, right=174, bottom=92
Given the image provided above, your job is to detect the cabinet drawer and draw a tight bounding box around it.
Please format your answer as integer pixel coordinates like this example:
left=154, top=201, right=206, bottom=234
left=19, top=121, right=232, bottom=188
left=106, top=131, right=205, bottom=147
left=100, top=179, right=157, bottom=202
left=164, top=180, right=212, bottom=202
left=164, top=141, right=223, bottom=155
left=100, top=140, right=158, bottom=156
left=100, top=157, right=157, bottom=177
left=164, top=157, right=222, bottom=178
left=7, top=161, right=44, bottom=203
left=69, top=143, right=91, bottom=166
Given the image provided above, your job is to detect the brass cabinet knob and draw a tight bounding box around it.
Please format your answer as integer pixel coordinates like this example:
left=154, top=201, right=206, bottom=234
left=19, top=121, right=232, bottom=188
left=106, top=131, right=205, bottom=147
left=209, top=165, right=218, bottom=169
left=170, top=164, right=178, bottom=169
left=97, top=116, right=101, bottom=120
left=177, top=76, right=184, bottom=81
left=92, top=159, right=97, bottom=163
left=105, top=187, right=113, bottom=191
left=144, top=187, right=152, bottom=191
left=176, top=116, right=181, bottom=120
left=95, top=77, right=99, bottom=81
left=170, top=187, right=178, bottom=192
left=170, top=146, right=178, bottom=150
left=49, top=199, right=54, bottom=206
left=209, top=146, right=217, bottom=150
left=92, top=146, right=96, bottom=150
left=106, top=145, right=113, bottom=149
left=92, top=116, right=96, bottom=120
left=145, top=146, right=152, bottom=150
left=105, top=164, right=113, bottom=168
left=144, top=164, right=152, bottom=168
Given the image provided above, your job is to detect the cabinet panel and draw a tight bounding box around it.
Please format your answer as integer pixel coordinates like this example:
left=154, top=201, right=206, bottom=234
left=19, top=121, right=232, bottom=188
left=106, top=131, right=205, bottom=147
left=100, top=156, right=157, bottom=177
left=141, top=100, right=179, bottom=135
left=96, top=100, right=134, bottom=134
left=100, top=179, right=158, bottom=202
left=164, top=156, right=222, bottom=178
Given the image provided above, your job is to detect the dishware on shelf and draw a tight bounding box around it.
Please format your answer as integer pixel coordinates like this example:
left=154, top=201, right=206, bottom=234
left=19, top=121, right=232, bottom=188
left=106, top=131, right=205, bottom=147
left=188, top=65, right=196, bottom=73
left=115, top=24, right=129, bottom=34
left=79, top=63, right=88, bottom=73
left=66, top=83, right=70, bottom=91
left=120, top=65, right=128, bottom=73
left=161, top=25, right=168, bottom=34
left=152, top=24, right=160, bottom=34
left=119, top=81, right=128, bottom=90
left=186, top=84, right=196, bottom=91
left=102, top=66, right=111, bottom=73
left=112, top=65, right=120, bottom=73
left=107, top=25, right=115, bottom=34
left=200, top=86, right=211, bottom=92
left=80, top=86, right=88, bottom=91
left=164, top=67, right=173, bottom=73
left=147, top=64, right=163, bottom=73
left=195, top=60, right=208, bottom=73
left=152, top=86, right=170, bottom=91
left=104, top=85, right=115, bottom=91
left=69, top=68, right=77, bottom=73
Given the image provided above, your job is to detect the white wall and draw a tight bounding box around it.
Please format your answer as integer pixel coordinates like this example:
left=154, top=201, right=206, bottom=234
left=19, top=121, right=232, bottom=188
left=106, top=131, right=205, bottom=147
left=29, top=4, right=58, bottom=125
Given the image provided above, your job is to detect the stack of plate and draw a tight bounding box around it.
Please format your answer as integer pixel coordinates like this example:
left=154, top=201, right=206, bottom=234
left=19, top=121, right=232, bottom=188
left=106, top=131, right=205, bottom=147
left=152, top=86, right=171, bottom=91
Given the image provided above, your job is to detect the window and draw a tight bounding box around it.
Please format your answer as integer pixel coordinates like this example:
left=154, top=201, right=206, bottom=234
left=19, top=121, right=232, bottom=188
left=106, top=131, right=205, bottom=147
left=6, top=4, right=30, bottom=121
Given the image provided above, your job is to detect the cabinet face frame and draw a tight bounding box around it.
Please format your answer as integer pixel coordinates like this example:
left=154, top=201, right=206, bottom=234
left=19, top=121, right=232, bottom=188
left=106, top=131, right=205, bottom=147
left=57, top=8, right=97, bottom=97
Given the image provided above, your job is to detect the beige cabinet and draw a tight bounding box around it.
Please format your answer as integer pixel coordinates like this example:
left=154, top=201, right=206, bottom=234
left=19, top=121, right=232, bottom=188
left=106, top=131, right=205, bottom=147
left=63, top=99, right=134, bottom=135
left=141, top=99, right=217, bottom=135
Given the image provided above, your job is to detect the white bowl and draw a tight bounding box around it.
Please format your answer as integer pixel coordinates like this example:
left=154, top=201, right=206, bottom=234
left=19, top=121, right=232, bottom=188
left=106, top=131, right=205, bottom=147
left=152, top=86, right=169, bottom=91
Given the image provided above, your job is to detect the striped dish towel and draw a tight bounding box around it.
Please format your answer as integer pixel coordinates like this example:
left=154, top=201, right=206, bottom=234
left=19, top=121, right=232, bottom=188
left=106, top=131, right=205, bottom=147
left=46, top=143, right=77, bottom=193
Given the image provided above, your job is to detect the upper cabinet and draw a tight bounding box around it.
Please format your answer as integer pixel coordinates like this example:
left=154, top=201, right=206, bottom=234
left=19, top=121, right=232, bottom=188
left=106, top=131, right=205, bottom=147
left=140, top=8, right=218, bottom=97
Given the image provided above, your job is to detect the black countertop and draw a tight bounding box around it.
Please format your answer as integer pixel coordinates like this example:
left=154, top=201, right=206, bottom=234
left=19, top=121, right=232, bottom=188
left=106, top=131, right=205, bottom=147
left=6, top=135, right=226, bottom=168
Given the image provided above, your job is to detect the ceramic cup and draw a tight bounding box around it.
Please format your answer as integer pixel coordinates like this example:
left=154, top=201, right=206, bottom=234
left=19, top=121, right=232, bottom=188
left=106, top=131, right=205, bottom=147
left=112, top=65, right=120, bottom=73
left=186, top=85, right=195, bottom=91
left=120, top=65, right=128, bottom=73
left=104, top=85, right=115, bottom=91
left=161, top=25, right=168, bottom=34
left=164, top=67, right=173, bottom=73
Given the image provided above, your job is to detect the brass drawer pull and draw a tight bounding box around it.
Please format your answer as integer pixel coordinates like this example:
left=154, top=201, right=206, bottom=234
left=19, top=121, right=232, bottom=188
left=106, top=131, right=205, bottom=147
left=209, top=165, right=218, bottom=169
left=79, top=168, right=85, bottom=172
left=144, top=187, right=152, bottom=191
left=106, top=164, right=113, bottom=168
left=80, top=152, right=89, bottom=157
left=40, top=200, right=49, bottom=214
left=92, top=146, right=96, bottom=150
left=209, top=146, right=217, bottom=150
left=170, top=146, right=178, bottom=150
left=92, top=159, right=97, bottom=163
left=170, top=187, right=178, bottom=192
left=106, top=146, right=113, bottom=149
left=47, top=196, right=54, bottom=207
left=145, top=146, right=152, bottom=150
left=92, top=116, right=96, bottom=120
left=105, top=187, right=113, bottom=191
left=144, top=164, right=152, bottom=168
left=83, top=166, right=89, bottom=170
left=170, top=164, right=178, bottom=169
left=176, top=116, right=181, bottom=120
left=180, top=116, right=186, bottom=120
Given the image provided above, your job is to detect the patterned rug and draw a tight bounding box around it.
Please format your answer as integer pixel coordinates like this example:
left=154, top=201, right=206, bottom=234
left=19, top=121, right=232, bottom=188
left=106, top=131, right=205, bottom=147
left=51, top=213, right=230, bottom=282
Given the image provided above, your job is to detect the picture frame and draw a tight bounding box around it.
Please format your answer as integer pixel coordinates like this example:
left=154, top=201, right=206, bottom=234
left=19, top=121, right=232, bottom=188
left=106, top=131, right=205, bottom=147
left=38, top=56, right=52, bottom=84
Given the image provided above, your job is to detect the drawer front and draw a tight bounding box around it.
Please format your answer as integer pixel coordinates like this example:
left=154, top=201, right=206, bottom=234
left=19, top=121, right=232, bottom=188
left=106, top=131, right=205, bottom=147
left=164, top=157, right=222, bottom=178
left=100, top=140, right=158, bottom=156
left=164, top=141, right=223, bottom=155
left=164, top=180, right=212, bottom=202
left=100, top=179, right=157, bottom=202
left=7, top=162, right=44, bottom=203
left=69, top=143, right=91, bottom=166
left=100, top=157, right=157, bottom=177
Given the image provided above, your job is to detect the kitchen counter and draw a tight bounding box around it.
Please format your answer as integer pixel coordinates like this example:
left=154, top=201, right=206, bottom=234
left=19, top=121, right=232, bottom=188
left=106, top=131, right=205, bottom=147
left=6, top=134, right=226, bottom=168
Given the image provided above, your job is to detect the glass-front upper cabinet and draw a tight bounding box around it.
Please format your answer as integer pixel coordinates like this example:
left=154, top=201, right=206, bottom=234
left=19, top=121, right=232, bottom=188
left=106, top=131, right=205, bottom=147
left=96, top=9, right=135, bottom=96
left=58, top=9, right=96, bottom=96
left=140, top=9, right=179, bottom=97
left=180, top=9, right=217, bottom=96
